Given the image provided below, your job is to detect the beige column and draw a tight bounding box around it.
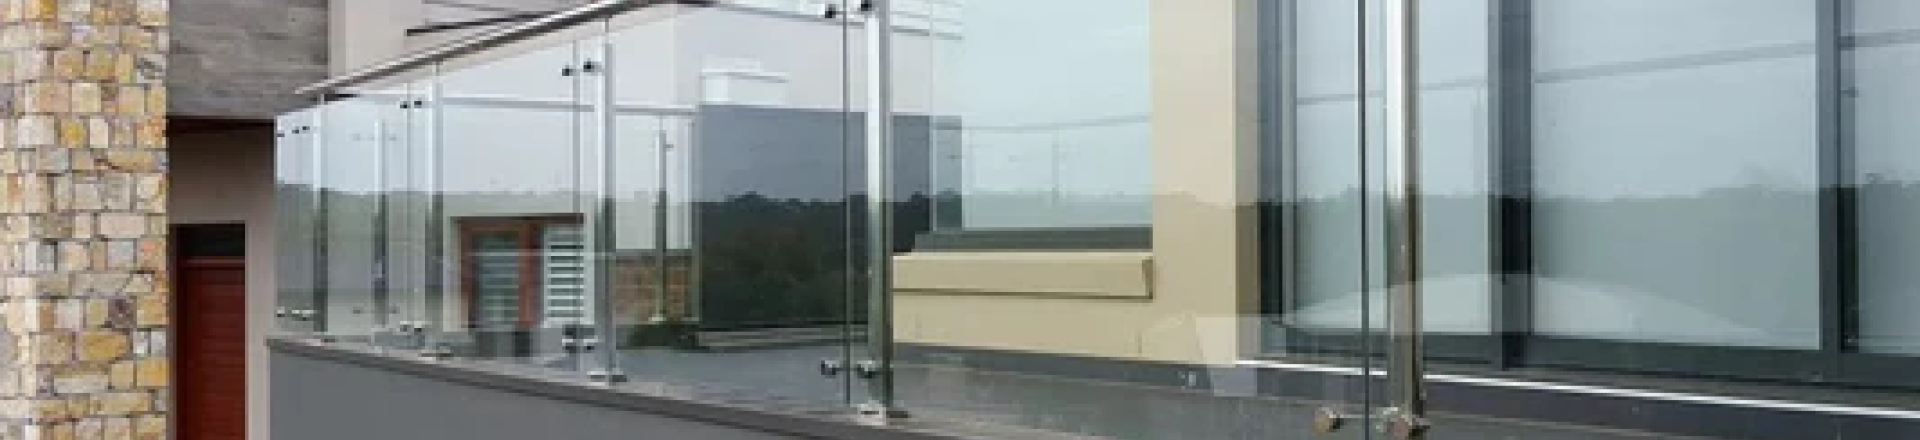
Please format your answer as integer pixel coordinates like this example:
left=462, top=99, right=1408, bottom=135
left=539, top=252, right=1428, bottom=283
left=0, top=1, right=172, bottom=439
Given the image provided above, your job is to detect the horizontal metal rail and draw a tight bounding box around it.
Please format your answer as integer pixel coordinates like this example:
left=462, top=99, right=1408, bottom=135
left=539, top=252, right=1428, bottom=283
left=298, top=0, right=709, bottom=95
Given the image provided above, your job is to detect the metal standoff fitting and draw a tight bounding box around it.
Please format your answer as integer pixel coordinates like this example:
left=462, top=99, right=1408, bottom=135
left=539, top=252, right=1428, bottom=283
left=1313, top=407, right=1349, bottom=435
left=853, top=360, right=885, bottom=379
left=1379, top=407, right=1429, bottom=440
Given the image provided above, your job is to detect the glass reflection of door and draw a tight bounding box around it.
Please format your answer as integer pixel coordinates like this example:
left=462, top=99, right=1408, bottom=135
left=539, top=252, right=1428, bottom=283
left=458, top=217, right=587, bottom=331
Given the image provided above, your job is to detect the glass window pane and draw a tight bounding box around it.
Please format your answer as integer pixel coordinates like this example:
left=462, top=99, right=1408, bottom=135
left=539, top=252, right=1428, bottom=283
left=1415, top=0, right=1493, bottom=337
left=1852, top=0, right=1920, bottom=355
left=1531, top=0, right=1822, bottom=349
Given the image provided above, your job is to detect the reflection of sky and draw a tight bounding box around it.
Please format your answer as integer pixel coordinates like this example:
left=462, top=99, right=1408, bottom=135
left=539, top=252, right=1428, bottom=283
left=941, top=0, right=1153, bottom=227
left=954, top=0, right=1147, bottom=125
left=1535, top=0, right=1814, bottom=71
left=1294, top=0, right=1839, bottom=200
left=1851, top=0, right=1920, bottom=356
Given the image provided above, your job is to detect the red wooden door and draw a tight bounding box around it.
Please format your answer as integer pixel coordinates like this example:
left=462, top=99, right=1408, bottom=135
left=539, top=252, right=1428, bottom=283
left=178, top=257, right=247, bottom=440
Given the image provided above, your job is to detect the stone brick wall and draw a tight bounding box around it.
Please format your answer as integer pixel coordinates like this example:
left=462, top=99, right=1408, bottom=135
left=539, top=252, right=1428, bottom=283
left=610, top=253, right=691, bottom=325
left=0, top=1, right=172, bottom=439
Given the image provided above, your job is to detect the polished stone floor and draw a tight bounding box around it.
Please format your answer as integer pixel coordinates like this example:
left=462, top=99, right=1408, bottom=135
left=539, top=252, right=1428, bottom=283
left=480, top=344, right=1681, bottom=440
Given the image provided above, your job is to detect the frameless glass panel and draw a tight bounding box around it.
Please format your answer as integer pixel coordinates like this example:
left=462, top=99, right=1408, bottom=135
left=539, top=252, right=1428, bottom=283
left=1272, top=1, right=1389, bottom=438
left=1852, top=0, right=1920, bottom=356
left=435, top=34, right=592, bottom=372
left=275, top=110, right=320, bottom=337
left=883, top=0, right=1371, bottom=438
left=1289, top=0, right=1497, bottom=431
left=601, top=0, right=861, bottom=406
left=1531, top=0, right=1822, bottom=350
left=319, top=97, right=388, bottom=344
left=381, top=81, right=433, bottom=352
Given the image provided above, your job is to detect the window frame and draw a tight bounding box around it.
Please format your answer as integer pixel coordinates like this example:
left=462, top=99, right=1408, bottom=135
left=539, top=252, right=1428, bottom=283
left=1258, top=0, right=1920, bottom=391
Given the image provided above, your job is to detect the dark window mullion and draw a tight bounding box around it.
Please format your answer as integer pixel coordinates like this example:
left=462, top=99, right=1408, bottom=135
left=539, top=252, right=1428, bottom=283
left=1817, top=0, right=1856, bottom=361
left=1263, top=0, right=1300, bottom=329
left=1488, top=0, right=1534, bottom=370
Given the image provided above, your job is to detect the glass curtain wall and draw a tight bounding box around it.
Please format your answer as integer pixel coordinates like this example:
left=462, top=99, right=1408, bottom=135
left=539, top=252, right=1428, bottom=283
left=1270, top=0, right=1920, bottom=406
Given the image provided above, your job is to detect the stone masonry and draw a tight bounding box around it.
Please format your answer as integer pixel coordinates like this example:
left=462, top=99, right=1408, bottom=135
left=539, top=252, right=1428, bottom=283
left=0, top=1, right=172, bottom=440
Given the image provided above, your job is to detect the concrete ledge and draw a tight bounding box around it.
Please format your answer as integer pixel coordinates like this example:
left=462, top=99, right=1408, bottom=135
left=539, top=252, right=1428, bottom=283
left=893, top=252, right=1154, bottom=299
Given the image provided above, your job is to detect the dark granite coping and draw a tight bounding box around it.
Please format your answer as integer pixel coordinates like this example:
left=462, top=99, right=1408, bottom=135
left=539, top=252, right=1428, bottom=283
left=267, top=338, right=1077, bottom=440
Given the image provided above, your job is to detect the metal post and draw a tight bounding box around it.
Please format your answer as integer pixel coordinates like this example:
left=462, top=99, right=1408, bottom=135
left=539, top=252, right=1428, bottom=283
left=575, top=33, right=626, bottom=382
left=373, top=103, right=391, bottom=352
left=1382, top=0, right=1427, bottom=438
left=312, top=96, right=332, bottom=341
left=860, top=0, right=906, bottom=419
left=422, top=66, right=454, bottom=359
left=587, top=31, right=629, bottom=384
left=652, top=129, right=671, bottom=324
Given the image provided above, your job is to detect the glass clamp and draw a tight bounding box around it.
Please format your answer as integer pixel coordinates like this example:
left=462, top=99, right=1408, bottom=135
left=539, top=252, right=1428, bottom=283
left=1313, top=407, right=1349, bottom=435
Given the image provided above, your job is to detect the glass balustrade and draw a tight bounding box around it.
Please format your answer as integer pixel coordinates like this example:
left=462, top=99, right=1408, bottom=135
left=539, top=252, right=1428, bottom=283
left=270, top=1, right=1920, bottom=439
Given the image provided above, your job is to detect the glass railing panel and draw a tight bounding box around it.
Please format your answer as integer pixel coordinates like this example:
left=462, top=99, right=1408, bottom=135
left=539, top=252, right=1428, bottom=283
left=379, top=81, right=433, bottom=353
left=433, top=32, right=595, bottom=372
left=261, top=1, right=1920, bottom=438
left=876, top=0, right=1379, bottom=437
left=316, top=97, right=390, bottom=345
left=599, top=1, right=862, bottom=407
left=275, top=109, right=320, bottom=337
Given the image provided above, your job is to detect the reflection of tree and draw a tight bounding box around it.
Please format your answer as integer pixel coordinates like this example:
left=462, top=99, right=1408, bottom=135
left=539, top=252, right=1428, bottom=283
left=694, top=192, right=931, bottom=330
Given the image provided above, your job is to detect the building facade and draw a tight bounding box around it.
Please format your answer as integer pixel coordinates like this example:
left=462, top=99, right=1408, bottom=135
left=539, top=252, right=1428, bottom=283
left=10, top=0, right=1920, bottom=439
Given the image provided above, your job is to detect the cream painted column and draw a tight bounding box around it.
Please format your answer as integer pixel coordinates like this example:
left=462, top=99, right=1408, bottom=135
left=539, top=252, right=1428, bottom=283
left=0, top=1, right=173, bottom=439
left=891, top=0, right=1261, bottom=366
left=1139, top=0, right=1262, bottom=365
